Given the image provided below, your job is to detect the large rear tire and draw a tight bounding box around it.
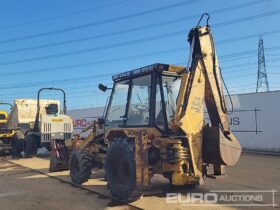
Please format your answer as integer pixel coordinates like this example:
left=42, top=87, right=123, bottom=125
left=70, top=150, right=92, bottom=185
left=11, top=131, right=24, bottom=158
left=105, top=139, right=136, bottom=202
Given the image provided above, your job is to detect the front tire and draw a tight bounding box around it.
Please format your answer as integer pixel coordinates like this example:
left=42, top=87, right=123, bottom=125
left=70, top=150, right=92, bottom=185
left=105, top=139, right=136, bottom=202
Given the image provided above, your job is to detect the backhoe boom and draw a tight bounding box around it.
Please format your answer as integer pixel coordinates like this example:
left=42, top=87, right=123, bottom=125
left=173, top=25, right=241, bottom=177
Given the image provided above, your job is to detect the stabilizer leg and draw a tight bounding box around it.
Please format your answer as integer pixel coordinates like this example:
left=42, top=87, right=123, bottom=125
left=49, top=139, right=69, bottom=172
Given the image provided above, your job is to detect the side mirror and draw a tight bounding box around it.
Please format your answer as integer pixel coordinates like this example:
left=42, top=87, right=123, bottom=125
left=98, top=84, right=108, bottom=92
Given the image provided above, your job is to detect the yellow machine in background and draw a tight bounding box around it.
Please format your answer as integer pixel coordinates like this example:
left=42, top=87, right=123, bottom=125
left=0, top=103, right=14, bottom=155
left=68, top=14, right=242, bottom=201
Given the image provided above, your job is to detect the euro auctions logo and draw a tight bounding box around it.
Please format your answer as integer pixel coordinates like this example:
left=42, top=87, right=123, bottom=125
left=166, top=189, right=278, bottom=207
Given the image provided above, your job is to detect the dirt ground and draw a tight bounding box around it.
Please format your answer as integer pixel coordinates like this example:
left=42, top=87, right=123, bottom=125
left=0, top=159, right=137, bottom=210
left=0, top=152, right=279, bottom=210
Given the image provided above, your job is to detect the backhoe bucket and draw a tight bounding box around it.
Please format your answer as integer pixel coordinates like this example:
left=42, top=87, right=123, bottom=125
left=203, top=126, right=242, bottom=166
left=49, top=139, right=69, bottom=172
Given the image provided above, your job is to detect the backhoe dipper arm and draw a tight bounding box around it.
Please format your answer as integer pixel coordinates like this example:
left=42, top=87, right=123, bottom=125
left=188, top=26, right=230, bottom=135
left=173, top=25, right=241, bottom=179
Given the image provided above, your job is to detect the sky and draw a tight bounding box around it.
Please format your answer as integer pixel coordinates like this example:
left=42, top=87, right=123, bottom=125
left=0, top=0, right=279, bottom=111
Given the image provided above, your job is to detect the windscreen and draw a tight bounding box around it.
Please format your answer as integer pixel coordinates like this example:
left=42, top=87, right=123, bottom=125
left=106, top=80, right=129, bottom=127
left=155, top=75, right=181, bottom=129
left=0, top=114, right=6, bottom=120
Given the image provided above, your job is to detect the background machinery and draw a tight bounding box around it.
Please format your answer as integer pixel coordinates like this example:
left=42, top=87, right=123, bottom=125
left=7, top=88, right=73, bottom=171
left=0, top=102, right=14, bottom=155
left=69, top=15, right=242, bottom=201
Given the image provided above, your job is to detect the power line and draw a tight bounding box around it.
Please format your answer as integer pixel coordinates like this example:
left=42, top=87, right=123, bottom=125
left=0, top=74, right=112, bottom=89
left=1, top=27, right=279, bottom=77
left=223, top=67, right=256, bottom=75
left=225, top=73, right=256, bottom=79
left=1, top=26, right=280, bottom=59
left=227, top=82, right=257, bottom=89
left=3, top=90, right=106, bottom=100
left=266, top=53, right=280, bottom=56
left=0, top=31, right=186, bottom=63
left=221, top=45, right=280, bottom=59
left=0, top=0, right=201, bottom=44
left=4, top=80, right=280, bottom=105
left=0, top=0, right=130, bottom=31
left=1, top=42, right=280, bottom=86
left=217, top=28, right=280, bottom=45
left=0, top=47, right=186, bottom=77
left=212, top=9, right=280, bottom=28
left=220, top=54, right=257, bottom=62
left=1, top=82, right=113, bottom=97
left=0, top=30, right=186, bottom=56
left=0, top=0, right=274, bottom=54
left=1, top=9, right=279, bottom=66
left=2, top=53, right=280, bottom=91
left=223, top=57, right=280, bottom=70
left=0, top=76, right=245, bottom=96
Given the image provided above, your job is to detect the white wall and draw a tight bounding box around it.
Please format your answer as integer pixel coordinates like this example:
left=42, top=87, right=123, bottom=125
left=223, top=91, right=280, bottom=153
left=68, top=91, right=280, bottom=153
left=68, top=107, right=104, bottom=135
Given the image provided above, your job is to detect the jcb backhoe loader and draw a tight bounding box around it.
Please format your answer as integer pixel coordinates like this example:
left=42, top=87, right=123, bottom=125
left=69, top=14, right=242, bottom=201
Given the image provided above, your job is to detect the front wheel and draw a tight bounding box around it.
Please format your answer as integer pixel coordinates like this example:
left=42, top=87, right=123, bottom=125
left=105, top=139, right=136, bottom=202
left=70, top=149, right=92, bottom=185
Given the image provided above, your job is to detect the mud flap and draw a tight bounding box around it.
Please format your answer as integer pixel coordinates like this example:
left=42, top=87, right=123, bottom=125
left=49, top=139, right=69, bottom=172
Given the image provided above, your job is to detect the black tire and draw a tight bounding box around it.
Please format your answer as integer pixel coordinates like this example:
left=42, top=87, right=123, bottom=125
left=24, top=134, right=37, bottom=158
left=70, top=150, right=92, bottom=185
left=105, top=139, right=136, bottom=201
left=11, top=131, right=24, bottom=157
left=49, top=153, right=59, bottom=172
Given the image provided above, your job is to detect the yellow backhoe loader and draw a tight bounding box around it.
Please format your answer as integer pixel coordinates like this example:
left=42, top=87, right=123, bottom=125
left=68, top=14, right=242, bottom=201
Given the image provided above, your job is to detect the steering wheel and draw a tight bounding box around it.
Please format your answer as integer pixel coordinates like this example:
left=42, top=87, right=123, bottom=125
left=134, top=104, right=149, bottom=112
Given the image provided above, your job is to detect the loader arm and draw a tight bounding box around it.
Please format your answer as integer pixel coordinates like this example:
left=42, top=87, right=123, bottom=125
left=173, top=25, right=241, bottom=178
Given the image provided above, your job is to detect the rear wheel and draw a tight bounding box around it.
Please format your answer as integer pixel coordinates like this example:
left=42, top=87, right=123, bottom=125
left=105, top=139, right=136, bottom=202
left=24, top=134, right=37, bottom=158
left=70, top=150, right=92, bottom=185
left=11, top=131, right=24, bottom=158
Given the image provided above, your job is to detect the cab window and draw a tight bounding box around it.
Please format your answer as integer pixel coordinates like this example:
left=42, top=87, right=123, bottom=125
left=106, top=80, right=129, bottom=127
left=162, top=76, right=181, bottom=122
left=0, top=114, right=6, bottom=120
left=155, top=75, right=181, bottom=130
left=126, top=75, right=151, bottom=126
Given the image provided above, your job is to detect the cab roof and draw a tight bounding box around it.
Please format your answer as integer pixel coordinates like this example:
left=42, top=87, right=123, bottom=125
left=112, top=63, right=186, bottom=81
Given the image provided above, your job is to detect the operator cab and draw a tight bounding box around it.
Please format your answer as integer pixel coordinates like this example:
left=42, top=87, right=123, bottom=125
left=103, top=63, right=185, bottom=133
left=45, top=103, right=59, bottom=115
left=0, top=113, right=7, bottom=120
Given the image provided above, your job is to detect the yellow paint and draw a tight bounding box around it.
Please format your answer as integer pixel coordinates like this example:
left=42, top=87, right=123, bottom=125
left=51, top=118, right=63, bottom=122
left=0, top=110, right=14, bottom=140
